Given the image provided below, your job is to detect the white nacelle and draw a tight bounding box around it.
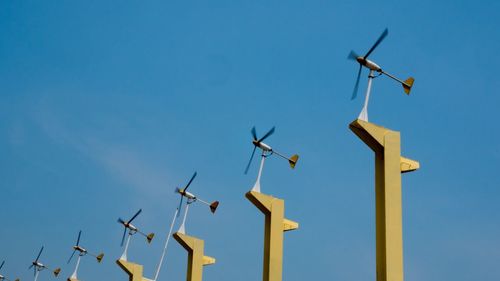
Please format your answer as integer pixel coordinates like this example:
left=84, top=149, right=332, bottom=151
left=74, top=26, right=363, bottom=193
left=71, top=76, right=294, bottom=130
left=357, top=57, right=382, bottom=72
left=184, top=191, right=196, bottom=200
left=74, top=246, right=87, bottom=253
left=257, top=142, right=272, bottom=151
left=365, top=59, right=381, bottom=71
left=127, top=224, right=137, bottom=231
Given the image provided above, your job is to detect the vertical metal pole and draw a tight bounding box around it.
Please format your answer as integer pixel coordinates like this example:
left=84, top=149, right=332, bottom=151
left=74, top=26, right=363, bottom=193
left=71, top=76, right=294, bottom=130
left=154, top=208, right=179, bottom=281
left=252, top=153, right=266, bottom=193
left=359, top=70, right=375, bottom=122
left=178, top=204, right=190, bottom=234
left=121, top=234, right=132, bottom=261
left=70, top=255, right=81, bottom=280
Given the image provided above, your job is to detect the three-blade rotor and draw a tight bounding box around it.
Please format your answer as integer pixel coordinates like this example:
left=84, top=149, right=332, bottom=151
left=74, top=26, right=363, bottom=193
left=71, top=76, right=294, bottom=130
left=67, top=230, right=104, bottom=265
left=175, top=172, right=197, bottom=217
left=28, top=247, right=61, bottom=277
left=244, top=126, right=275, bottom=174
left=117, top=209, right=154, bottom=246
left=348, top=28, right=388, bottom=100
left=29, top=246, right=44, bottom=273
left=174, top=172, right=219, bottom=214
left=67, top=231, right=82, bottom=264
left=118, top=209, right=142, bottom=246
left=0, top=262, right=20, bottom=281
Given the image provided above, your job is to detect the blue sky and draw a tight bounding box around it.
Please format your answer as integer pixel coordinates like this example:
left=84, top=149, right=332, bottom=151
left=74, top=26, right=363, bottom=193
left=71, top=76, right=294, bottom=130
left=1, top=1, right=499, bottom=281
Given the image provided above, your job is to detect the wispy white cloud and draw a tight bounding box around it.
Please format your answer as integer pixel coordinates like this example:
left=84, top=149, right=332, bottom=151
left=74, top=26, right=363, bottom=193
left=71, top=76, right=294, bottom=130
left=35, top=99, right=170, bottom=200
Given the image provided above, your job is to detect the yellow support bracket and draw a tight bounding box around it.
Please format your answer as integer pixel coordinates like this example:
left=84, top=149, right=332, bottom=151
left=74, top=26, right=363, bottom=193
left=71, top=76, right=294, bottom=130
left=246, top=191, right=298, bottom=281
left=283, top=218, right=299, bottom=232
left=349, top=119, right=420, bottom=281
left=173, top=232, right=215, bottom=281
left=116, top=259, right=152, bottom=281
left=400, top=156, right=420, bottom=173
left=202, top=256, right=216, bottom=266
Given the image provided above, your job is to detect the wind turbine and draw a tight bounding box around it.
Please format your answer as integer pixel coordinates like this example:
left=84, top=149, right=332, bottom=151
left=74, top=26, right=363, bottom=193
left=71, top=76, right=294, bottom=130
left=174, top=172, right=219, bottom=234
left=117, top=209, right=155, bottom=261
left=28, top=247, right=61, bottom=281
left=152, top=172, right=219, bottom=281
left=244, top=126, right=299, bottom=193
left=0, top=261, right=20, bottom=281
left=67, top=231, right=104, bottom=280
left=348, top=28, right=415, bottom=121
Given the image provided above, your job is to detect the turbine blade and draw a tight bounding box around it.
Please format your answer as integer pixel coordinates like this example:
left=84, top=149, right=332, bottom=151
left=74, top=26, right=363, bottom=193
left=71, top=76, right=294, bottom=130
left=244, top=146, right=257, bottom=174
left=76, top=230, right=81, bottom=246
left=363, top=28, right=388, bottom=59
left=128, top=209, right=142, bottom=223
left=251, top=126, right=257, bottom=140
left=177, top=195, right=184, bottom=218
left=347, top=50, right=359, bottom=60
left=184, top=172, right=197, bottom=191
left=351, top=65, right=362, bottom=100
left=67, top=250, right=76, bottom=264
left=33, top=267, right=36, bottom=277
left=0, top=260, right=4, bottom=270
left=258, top=126, right=275, bottom=142
left=120, top=228, right=127, bottom=247
left=35, top=246, right=43, bottom=263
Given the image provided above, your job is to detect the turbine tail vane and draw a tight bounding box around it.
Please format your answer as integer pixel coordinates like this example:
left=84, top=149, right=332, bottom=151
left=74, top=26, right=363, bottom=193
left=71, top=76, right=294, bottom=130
left=53, top=268, right=61, bottom=277
left=210, top=201, right=219, bottom=213
left=289, top=154, right=299, bottom=169
left=403, top=77, right=415, bottom=94
left=96, top=253, right=104, bottom=263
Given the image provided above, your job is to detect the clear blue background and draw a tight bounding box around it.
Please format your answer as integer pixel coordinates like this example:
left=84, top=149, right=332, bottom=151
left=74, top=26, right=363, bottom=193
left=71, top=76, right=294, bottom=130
left=1, top=1, right=499, bottom=281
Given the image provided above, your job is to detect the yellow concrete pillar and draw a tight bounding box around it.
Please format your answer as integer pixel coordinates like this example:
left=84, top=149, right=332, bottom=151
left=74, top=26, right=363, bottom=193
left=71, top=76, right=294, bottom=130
left=349, top=119, right=419, bottom=281
left=173, top=232, right=215, bottom=281
left=246, top=191, right=299, bottom=281
left=116, top=259, right=154, bottom=281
